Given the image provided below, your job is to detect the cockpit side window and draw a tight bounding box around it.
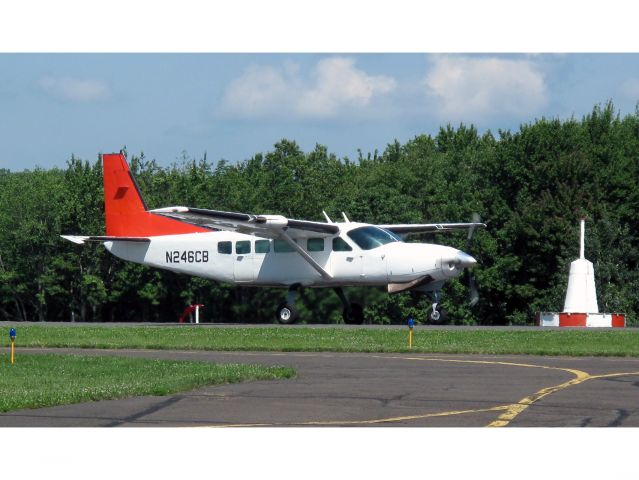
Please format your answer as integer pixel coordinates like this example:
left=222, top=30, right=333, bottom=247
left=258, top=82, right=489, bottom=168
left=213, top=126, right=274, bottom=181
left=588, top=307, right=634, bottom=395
left=347, top=226, right=400, bottom=250
left=332, top=237, right=352, bottom=252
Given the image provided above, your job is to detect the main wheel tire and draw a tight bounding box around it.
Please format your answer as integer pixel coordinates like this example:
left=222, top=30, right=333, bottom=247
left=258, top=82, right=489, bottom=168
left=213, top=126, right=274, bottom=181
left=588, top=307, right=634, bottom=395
left=276, top=302, right=299, bottom=325
left=343, top=302, right=364, bottom=325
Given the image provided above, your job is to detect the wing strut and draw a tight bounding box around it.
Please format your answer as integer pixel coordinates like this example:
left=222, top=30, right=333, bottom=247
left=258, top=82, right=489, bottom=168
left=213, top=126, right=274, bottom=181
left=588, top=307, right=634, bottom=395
left=278, top=230, right=333, bottom=280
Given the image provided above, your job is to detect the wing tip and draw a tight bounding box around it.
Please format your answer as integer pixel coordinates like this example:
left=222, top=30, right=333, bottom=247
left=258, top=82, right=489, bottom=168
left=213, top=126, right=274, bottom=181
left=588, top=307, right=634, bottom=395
left=60, top=235, right=89, bottom=245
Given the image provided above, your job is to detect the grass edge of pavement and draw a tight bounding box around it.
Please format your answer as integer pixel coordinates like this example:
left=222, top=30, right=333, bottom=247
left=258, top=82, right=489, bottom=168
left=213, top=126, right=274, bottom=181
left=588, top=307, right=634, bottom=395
left=1, top=325, right=638, bottom=357
left=0, top=353, right=295, bottom=413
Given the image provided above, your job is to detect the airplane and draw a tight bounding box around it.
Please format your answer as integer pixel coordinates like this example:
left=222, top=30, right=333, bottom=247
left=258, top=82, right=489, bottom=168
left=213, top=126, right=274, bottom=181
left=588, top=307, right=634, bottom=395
left=62, top=152, right=486, bottom=324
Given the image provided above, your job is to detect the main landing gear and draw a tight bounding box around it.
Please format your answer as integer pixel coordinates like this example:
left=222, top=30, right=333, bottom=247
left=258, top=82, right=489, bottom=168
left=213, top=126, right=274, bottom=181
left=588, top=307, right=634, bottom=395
left=276, top=284, right=300, bottom=324
left=334, top=287, right=364, bottom=325
left=274, top=285, right=365, bottom=325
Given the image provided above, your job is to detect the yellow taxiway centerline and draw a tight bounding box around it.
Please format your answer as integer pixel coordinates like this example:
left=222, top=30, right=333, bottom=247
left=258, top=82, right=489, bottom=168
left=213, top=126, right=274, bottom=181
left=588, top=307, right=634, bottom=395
left=212, top=405, right=512, bottom=428
left=189, top=352, right=639, bottom=428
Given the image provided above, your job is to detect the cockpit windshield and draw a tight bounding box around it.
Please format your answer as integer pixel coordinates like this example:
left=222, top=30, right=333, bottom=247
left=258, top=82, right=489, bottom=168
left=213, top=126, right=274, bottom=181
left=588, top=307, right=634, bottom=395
left=346, top=226, right=401, bottom=250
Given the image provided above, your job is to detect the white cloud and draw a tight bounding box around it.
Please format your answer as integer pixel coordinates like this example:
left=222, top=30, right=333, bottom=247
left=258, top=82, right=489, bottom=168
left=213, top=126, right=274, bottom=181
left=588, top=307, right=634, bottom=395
left=297, top=57, right=396, bottom=117
left=221, top=65, right=295, bottom=116
left=221, top=57, right=396, bottom=118
left=38, top=76, right=111, bottom=102
left=424, top=55, right=548, bottom=119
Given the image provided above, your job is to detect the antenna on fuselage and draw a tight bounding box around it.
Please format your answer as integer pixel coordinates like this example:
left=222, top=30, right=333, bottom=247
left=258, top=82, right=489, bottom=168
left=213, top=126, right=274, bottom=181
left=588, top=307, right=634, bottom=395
left=322, top=210, right=334, bottom=224
left=341, top=212, right=350, bottom=223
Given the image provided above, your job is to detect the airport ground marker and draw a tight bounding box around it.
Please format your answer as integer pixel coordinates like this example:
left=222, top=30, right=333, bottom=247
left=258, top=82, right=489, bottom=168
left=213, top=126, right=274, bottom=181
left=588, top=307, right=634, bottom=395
left=9, top=328, right=16, bottom=366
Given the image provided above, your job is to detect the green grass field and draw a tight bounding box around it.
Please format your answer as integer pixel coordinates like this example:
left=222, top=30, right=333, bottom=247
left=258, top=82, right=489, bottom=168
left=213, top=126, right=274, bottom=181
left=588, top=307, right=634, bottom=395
left=0, top=353, right=295, bottom=413
left=1, top=325, right=638, bottom=357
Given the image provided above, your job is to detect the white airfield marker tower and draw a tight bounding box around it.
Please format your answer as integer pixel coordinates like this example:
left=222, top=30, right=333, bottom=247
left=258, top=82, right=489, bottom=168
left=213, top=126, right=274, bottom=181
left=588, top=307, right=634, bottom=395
left=537, top=217, right=625, bottom=328
left=562, top=217, right=599, bottom=313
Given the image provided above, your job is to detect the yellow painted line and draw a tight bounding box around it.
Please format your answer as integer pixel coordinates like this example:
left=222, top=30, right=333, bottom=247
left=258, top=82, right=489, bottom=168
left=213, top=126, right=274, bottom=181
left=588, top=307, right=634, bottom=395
left=205, top=354, right=593, bottom=428
left=32, top=348, right=639, bottom=428
left=487, top=370, right=591, bottom=427
left=367, top=355, right=597, bottom=428
left=203, top=353, right=639, bottom=428
left=206, top=405, right=511, bottom=428
left=372, top=354, right=590, bottom=375
left=131, top=352, right=639, bottom=427
left=487, top=370, right=639, bottom=427
left=587, top=371, right=639, bottom=380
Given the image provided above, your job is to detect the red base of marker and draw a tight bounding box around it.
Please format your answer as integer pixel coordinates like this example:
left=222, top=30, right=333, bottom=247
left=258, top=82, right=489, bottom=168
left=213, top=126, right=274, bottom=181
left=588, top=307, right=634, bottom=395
left=536, top=312, right=625, bottom=327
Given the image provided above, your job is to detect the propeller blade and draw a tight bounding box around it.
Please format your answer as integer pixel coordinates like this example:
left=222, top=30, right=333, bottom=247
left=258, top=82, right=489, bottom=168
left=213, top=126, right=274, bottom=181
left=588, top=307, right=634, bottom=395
left=466, top=212, right=481, bottom=244
left=463, top=213, right=481, bottom=307
left=464, top=267, right=480, bottom=307
left=468, top=274, right=479, bottom=307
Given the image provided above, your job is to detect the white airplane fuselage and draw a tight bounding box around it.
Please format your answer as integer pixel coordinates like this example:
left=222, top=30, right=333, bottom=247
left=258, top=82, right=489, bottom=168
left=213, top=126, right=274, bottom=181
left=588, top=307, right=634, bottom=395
left=105, top=222, right=471, bottom=289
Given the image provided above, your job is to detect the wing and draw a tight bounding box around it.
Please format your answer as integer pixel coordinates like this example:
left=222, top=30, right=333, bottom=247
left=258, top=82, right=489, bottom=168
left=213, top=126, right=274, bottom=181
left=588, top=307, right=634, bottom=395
left=149, top=206, right=339, bottom=239
left=61, top=235, right=151, bottom=245
left=377, top=222, right=486, bottom=235
left=150, top=206, right=337, bottom=280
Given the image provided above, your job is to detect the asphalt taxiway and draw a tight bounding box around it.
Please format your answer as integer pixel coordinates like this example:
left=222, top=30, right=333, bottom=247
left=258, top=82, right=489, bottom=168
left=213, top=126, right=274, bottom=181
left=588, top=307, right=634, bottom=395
left=2, top=348, right=639, bottom=427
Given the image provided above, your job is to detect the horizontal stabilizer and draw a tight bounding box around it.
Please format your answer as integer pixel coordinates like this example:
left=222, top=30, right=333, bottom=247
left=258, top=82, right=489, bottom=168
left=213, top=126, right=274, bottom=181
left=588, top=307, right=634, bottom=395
left=61, top=235, right=150, bottom=245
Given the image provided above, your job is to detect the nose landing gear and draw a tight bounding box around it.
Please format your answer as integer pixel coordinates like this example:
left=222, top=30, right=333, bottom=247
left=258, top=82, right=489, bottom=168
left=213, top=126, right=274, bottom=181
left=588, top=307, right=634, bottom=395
left=430, top=302, right=441, bottom=322
left=428, top=291, right=447, bottom=323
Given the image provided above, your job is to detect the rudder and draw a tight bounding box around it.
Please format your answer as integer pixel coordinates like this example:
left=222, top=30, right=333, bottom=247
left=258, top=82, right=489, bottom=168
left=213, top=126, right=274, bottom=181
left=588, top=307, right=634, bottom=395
left=102, top=152, right=209, bottom=237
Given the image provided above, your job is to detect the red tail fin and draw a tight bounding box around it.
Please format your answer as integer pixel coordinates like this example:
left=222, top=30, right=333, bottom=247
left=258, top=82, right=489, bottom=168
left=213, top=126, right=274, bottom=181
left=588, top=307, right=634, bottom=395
left=103, top=153, right=209, bottom=236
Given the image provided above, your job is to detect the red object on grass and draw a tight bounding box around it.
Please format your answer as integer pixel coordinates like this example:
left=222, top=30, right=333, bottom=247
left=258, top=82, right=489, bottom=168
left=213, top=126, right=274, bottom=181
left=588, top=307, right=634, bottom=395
left=179, top=304, right=205, bottom=323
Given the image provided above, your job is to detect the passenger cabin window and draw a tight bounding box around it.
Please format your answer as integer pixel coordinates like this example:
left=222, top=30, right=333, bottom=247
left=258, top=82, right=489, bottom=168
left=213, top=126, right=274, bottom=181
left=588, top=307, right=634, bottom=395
left=307, top=238, right=324, bottom=252
left=274, top=239, right=295, bottom=253
left=347, top=226, right=400, bottom=250
left=236, top=240, right=251, bottom=255
left=218, top=241, right=232, bottom=254
left=332, top=237, right=352, bottom=252
left=255, top=239, right=270, bottom=253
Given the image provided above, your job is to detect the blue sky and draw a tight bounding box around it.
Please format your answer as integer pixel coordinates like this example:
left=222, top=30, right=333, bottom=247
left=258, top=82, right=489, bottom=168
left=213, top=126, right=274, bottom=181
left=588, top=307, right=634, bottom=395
left=2, top=53, right=639, bottom=171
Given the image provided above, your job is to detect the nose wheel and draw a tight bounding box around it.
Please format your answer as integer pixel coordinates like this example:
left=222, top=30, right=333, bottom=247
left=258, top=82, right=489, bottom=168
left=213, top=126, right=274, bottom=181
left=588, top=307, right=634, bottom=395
left=429, top=304, right=447, bottom=323
left=428, top=292, right=447, bottom=323
left=430, top=303, right=441, bottom=322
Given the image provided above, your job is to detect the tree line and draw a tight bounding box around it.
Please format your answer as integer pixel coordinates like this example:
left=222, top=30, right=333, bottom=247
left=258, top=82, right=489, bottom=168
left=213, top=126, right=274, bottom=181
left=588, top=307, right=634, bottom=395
left=1, top=102, right=637, bottom=325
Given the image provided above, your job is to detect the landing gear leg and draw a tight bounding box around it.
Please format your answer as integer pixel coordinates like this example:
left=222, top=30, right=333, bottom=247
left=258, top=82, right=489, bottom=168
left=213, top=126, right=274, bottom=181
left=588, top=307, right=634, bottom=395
left=276, top=284, right=301, bottom=324
left=429, top=291, right=446, bottom=323
left=334, top=287, right=364, bottom=325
